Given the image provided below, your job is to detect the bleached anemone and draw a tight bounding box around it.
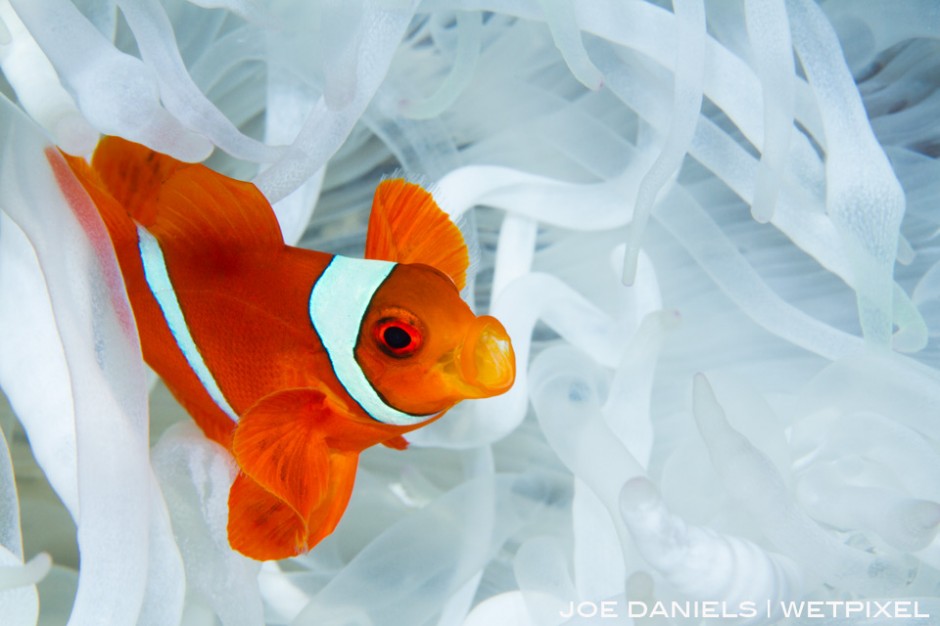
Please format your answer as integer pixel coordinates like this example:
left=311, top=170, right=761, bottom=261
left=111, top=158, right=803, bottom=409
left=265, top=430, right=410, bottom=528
left=0, top=0, right=939, bottom=624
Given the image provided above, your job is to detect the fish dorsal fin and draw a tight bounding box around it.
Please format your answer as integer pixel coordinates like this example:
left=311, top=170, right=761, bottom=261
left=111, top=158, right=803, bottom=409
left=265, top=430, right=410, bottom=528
left=364, top=179, right=468, bottom=290
left=89, top=136, right=283, bottom=254
left=90, top=135, right=187, bottom=224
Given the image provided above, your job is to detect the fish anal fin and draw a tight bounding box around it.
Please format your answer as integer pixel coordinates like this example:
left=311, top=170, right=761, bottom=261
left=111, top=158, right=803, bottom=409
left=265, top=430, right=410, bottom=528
left=232, top=389, right=332, bottom=521
left=227, top=472, right=307, bottom=560
left=365, top=179, right=468, bottom=290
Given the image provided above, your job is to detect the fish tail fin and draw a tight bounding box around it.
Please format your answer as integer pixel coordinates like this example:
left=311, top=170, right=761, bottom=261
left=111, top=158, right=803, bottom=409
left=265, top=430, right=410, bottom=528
left=52, top=148, right=139, bottom=251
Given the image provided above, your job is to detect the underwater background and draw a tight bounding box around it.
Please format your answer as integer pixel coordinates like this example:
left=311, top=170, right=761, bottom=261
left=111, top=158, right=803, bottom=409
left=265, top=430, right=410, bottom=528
left=0, top=0, right=939, bottom=624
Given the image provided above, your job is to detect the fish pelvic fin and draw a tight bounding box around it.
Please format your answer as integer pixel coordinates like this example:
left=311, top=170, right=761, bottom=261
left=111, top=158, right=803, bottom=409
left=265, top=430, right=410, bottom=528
left=365, top=179, right=468, bottom=290
left=381, top=435, right=410, bottom=450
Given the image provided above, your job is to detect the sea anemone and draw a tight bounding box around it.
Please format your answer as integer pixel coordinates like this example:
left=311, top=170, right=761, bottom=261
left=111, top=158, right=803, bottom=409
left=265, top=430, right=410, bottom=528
left=0, top=1, right=938, bottom=624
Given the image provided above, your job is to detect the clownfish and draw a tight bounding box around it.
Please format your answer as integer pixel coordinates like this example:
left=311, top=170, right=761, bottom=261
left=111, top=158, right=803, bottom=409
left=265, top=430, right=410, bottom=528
left=49, top=136, right=515, bottom=561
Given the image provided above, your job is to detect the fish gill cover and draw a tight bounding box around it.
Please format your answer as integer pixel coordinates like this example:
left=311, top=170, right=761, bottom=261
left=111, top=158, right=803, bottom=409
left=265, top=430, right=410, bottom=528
left=0, top=0, right=939, bottom=625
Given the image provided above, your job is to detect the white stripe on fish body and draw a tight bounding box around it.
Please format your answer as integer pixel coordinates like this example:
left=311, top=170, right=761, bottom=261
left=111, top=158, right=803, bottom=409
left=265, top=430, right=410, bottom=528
left=137, top=226, right=240, bottom=423
left=309, top=255, right=434, bottom=426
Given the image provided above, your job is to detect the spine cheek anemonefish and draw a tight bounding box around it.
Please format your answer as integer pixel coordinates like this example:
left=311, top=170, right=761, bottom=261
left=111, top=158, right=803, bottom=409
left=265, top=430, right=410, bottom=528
left=49, top=136, right=515, bottom=561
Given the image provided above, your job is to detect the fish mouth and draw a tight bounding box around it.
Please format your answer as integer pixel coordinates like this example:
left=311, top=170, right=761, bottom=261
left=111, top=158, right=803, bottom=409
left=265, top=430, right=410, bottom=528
left=456, top=315, right=515, bottom=397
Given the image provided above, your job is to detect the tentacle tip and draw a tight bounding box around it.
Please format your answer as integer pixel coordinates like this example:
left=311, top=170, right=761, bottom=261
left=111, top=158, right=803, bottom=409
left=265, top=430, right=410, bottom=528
left=619, top=476, right=660, bottom=515
left=692, top=371, right=709, bottom=389
left=52, top=112, right=98, bottom=157
left=662, top=308, right=682, bottom=330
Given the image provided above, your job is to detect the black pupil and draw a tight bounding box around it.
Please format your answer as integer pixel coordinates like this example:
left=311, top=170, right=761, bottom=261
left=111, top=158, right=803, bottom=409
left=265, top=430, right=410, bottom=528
left=383, top=325, right=411, bottom=350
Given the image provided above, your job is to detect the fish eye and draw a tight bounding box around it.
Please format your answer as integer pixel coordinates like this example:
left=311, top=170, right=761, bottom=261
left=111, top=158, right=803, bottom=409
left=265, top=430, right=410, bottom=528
left=373, top=318, right=422, bottom=358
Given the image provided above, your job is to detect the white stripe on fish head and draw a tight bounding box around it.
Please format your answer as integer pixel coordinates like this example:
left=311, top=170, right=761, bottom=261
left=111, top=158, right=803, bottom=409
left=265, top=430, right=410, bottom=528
left=308, top=256, right=434, bottom=426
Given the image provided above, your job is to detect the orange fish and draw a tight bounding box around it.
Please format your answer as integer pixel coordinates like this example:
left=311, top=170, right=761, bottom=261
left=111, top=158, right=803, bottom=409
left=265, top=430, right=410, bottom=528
left=49, top=136, right=515, bottom=560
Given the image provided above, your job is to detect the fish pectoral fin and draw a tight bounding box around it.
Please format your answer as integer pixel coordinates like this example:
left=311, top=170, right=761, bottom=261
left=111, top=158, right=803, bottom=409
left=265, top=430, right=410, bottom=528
left=232, top=388, right=333, bottom=521
left=381, top=435, right=410, bottom=450
left=227, top=472, right=308, bottom=560
left=364, top=179, right=469, bottom=290
left=228, top=445, right=361, bottom=561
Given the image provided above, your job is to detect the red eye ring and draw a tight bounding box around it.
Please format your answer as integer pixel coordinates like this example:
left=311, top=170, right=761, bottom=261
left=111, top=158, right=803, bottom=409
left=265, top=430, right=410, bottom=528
left=373, top=318, right=423, bottom=358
